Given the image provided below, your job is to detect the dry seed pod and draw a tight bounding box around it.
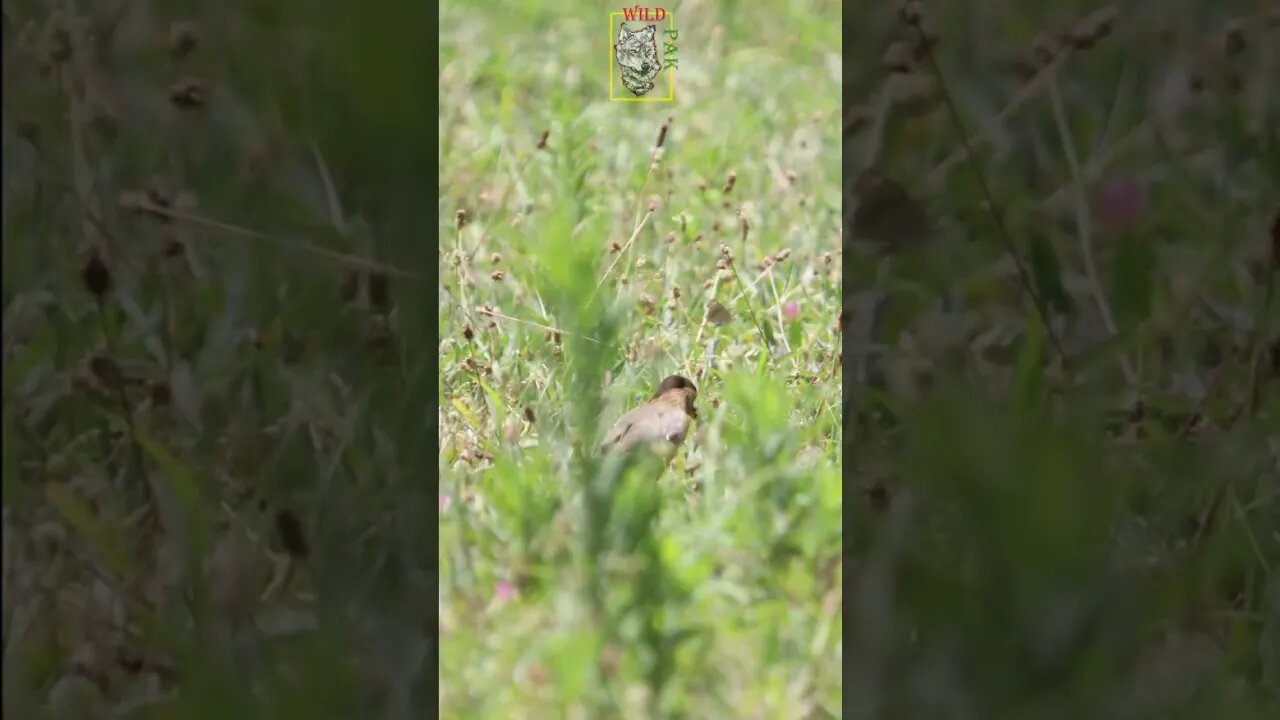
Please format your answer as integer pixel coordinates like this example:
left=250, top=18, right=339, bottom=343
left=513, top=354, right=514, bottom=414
left=898, top=0, right=925, bottom=27
left=145, top=187, right=175, bottom=223
left=169, top=22, right=199, bottom=58
left=81, top=248, right=111, bottom=298
left=150, top=381, right=171, bottom=406
left=1030, top=33, right=1059, bottom=66
left=1070, top=6, right=1118, bottom=48
left=864, top=480, right=891, bottom=513
left=89, top=355, right=123, bottom=388
left=536, top=129, right=549, bottom=149
left=162, top=235, right=185, bottom=258
left=655, top=118, right=670, bottom=149
left=168, top=78, right=207, bottom=109
left=274, top=509, right=309, bottom=559
left=1086, top=6, right=1118, bottom=36
left=368, top=272, right=390, bottom=311
left=1222, top=22, right=1246, bottom=57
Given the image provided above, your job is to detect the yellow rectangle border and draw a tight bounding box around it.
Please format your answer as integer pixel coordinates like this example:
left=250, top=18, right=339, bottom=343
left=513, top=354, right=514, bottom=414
left=609, top=11, right=676, bottom=102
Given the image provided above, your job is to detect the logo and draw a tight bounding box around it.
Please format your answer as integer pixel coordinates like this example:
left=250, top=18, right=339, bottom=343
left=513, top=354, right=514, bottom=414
left=610, top=6, right=678, bottom=102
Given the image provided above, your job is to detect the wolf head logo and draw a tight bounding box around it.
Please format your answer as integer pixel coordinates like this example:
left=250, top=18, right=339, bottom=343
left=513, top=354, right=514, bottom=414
left=614, top=23, right=662, bottom=96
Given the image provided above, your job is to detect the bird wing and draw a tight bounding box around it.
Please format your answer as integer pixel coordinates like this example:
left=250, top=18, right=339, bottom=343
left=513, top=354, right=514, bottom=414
left=600, top=404, right=690, bottom=454
left=600, top=414, right=634, bottom=453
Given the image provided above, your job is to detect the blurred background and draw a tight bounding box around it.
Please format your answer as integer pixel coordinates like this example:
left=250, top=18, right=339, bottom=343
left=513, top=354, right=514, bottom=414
left=4, top=0, right=431, bottom=718
left=845, top=1, right=1278, bottom=719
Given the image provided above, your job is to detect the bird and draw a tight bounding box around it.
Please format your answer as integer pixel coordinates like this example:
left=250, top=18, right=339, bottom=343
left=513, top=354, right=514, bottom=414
left=599, top=374, right=698, bottom=457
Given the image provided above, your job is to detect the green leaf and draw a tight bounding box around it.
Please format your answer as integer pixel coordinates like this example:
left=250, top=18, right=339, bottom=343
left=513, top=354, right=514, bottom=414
left=96, top=409, right=209, bottom=566
left=45, top=483, right=131, bottom=579
left=1014, top=312, right=1045, bottom=411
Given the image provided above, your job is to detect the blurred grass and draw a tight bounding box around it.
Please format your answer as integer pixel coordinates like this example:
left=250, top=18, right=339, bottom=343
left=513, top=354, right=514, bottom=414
left=845, top=2, right=1278, bottom=719
left=440, top=0, right=841, bottom=717
left=3, top=0, right=430, bottom=718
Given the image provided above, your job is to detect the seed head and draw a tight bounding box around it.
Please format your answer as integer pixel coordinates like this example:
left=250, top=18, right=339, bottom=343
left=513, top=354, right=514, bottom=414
left=89, top=355, right=122, bottom=388
left=81, top=248, right=111, bottom=298
left=655, top=117, right=671, bottom=149
left=368, top=271, right=391, bottom=311
left=169, top=22, right=199, bottom=58
left=151, top=381, right=171, bottom=406
left=274, top=509, right=309, bottom=559
left=1222, top=22, right=1246, bottom=57
left=169, top=78, right=208, bottom=109
left=898, top=1, right=925, bottom=27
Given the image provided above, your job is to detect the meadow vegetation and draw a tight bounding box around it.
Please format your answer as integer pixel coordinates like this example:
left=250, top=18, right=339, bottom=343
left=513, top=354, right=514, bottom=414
left=440, top=0, right=842, bottom=717
left=844, top=2, right=1278, bottom=718
left=4, top=1, right=430, bottom=717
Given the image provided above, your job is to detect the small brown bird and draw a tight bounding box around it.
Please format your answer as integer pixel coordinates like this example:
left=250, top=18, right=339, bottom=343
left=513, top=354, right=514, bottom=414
left=599, top=375, right=698, bottom=456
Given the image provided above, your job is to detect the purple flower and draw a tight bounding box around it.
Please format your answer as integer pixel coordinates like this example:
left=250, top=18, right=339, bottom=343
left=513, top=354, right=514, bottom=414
left=1095, top=175, right=1148, bottom=233
left=494, top=579, right=516, bottom=602
left=782, top=301, right=800, bottom=322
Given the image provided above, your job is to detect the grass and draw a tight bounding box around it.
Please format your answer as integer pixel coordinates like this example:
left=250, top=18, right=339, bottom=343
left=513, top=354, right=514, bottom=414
left=844, top=2, right=1279, bottom=719
left=3, top=1, right=430, bottom=717
left=439, top=0, right=842, bottom=716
